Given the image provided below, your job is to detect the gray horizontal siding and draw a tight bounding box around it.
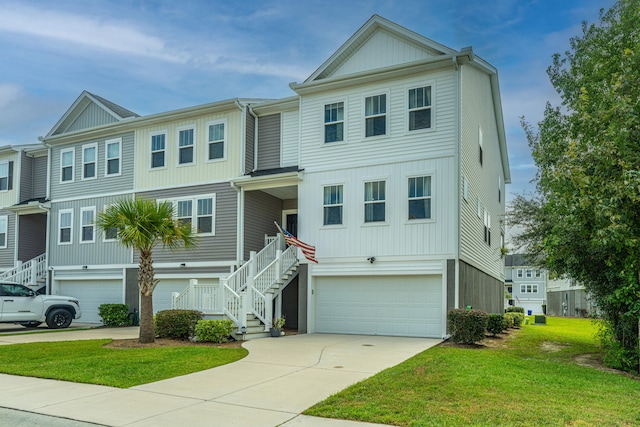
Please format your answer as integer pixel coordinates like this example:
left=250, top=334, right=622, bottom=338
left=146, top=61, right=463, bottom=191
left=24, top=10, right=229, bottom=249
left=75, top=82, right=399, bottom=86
left=244, top=190, right=282, bottom=259
left=17, top=213, right=46, bottom=262
left=32, top=156, right=47, bottom=200
left=245, top=112, right=255, bottom=174
left=48, top=195, right=134, bottom=267
left=20, top=154, right=32, bottom=202
left=67, top=102, right=119, bottom=133
left=0, top=210, right=15, bottom=268
left=257, top=114, right=281, bottom=170
left=138, top=183, right=238, bottom=263
left=50, top=131, right=135, bottom=200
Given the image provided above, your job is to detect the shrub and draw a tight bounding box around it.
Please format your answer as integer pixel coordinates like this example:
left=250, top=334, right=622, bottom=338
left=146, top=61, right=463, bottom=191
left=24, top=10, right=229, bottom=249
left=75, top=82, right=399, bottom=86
left=503, top=314, right=514, bottom=329
left=98, top=304, right=130, bottom=327
left=504, top=312, right=524, bottom=328
left=487, top=313, right=505, bottom=336
left=194, top=320, right=234, bottom=343
left=155, top=309, right=203, bottom=339
left=505, top=306, right=525, bottom=313
left=447, top=309, right=489, bottom=344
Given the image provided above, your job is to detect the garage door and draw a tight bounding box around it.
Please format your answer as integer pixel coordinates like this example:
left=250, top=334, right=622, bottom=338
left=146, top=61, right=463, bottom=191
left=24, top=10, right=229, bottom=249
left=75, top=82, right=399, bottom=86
left=315, top=275, right=443, bottom=338
left=58, top=280, right=123, bottom=323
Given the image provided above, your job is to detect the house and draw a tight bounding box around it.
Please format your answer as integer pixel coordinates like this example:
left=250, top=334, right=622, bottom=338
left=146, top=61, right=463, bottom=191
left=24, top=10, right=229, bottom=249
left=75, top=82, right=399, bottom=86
left=546, top=276, right=595, bottom=317
left=0, top=144, right=48, bottom=289
left=32, top=15, right=508, bottom=338
left=504, top=254, right=546, bottom=315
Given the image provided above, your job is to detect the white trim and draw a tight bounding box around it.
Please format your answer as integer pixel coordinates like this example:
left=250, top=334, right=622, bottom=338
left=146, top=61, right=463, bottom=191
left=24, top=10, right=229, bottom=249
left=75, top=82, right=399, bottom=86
left=321, top=182, right=345, bottom=227
left=105, top=138, right=122, bottom=177
left=322, top=99, right=347, bottom=145
left=362, top=91, right=389, bottom=140
left=80, top=206, right=96, bottom=244
left=101, top=204, right=118, bottom=243
left=159, top=193, right=217, bottom=236
left=363, top=178, right=388, bottom=225
left=60, top=147, right=75, bottom=184
left=0, top=215, right=7, bottom=249
left=58, top=208, right=73, bottom=245
left=205, top=119, right=226, bottom=163
left=176, top=124, right=196, bottom=166
left=406, top=172, right=435, bottom=223
left=149, top=130, right=168, bottom=170
left=81, top=143, right=98, bottom=181
left=405, top=81, right=436, bottom=134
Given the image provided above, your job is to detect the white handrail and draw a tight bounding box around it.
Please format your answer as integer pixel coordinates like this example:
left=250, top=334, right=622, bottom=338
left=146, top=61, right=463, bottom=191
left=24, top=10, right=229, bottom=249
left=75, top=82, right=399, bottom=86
left=0, top=253, right=46, bottom=286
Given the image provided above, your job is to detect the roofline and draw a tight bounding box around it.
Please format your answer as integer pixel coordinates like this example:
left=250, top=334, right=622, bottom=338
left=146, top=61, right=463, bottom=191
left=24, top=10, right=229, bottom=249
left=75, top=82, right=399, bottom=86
left=0, top=144, right=45, bottom=155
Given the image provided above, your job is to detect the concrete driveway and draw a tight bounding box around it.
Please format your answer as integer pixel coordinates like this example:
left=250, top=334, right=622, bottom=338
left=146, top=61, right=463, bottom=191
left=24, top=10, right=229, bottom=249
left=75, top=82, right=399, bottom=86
left=0, top=328, right=441, bottom=426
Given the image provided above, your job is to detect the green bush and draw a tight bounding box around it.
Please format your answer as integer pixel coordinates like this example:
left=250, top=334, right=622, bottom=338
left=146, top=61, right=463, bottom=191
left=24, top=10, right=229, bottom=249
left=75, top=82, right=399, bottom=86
left=194, top=320, right=234, bottom=343
left=487, top=313, right=505, bottom=336
left=98, top=304, right=130, bottom=327
left=504, top=312, right=523, bottom=328
left=155, top=309, right=203, bottom=339
left=447, top=309, right=489, bottom=344
left=503, top=314, right=514, bottom=329
left=505, top=306, right=525, bottom=313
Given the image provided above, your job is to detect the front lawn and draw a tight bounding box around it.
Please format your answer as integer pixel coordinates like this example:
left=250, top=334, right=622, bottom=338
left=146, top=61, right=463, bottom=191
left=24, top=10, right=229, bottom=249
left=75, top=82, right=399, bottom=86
left=0, top=339, right=247, bottom=388
left=305, top=317, right=640, bottom=426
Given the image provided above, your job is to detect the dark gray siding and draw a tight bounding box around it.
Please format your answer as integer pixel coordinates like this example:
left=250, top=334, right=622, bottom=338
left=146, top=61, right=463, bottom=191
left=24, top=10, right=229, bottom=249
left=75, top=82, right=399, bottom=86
left=0, top=210, right=15, bottom=268
left=257, top=114, right=281, bottom=170
left=245, top=112, right=255, bottom=174
left=243, top=190, right=282, bottom=259
left=48, top=195, right=134, bottom=266
left=50, top=131, right=135, bottom=200
left=458, top=260, right=504, bottom=314
left=547, top=289, right=595, bottom=317
left=32, top=156, right=47, bottom=199
left=139, top=183, right=238, bottom=263
left=17, top=213, right=46, bottom=262
left=20, top=154, right=33, bottom=202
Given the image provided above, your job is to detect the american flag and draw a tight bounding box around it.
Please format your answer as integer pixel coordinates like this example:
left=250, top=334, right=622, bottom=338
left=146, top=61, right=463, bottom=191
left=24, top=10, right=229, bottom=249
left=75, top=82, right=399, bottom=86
left=276, top=223, right=318, bottom=263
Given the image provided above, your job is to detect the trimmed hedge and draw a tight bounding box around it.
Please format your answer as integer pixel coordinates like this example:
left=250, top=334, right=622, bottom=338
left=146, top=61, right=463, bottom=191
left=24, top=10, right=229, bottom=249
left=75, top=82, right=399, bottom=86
left=98, top=304, right=130, bottom=327
left=505, top=312, right=524, bottom=327
left=447, top=309, right=489, bottom=344
left=487, top=313, right=505, bottom=336
left=155, top=309, right=203, bottom=339
left=194, top=320, right=234, bottom=343
left=503, top=314, right=514, bottom=329
left=505, top=306, right=525, bottom=313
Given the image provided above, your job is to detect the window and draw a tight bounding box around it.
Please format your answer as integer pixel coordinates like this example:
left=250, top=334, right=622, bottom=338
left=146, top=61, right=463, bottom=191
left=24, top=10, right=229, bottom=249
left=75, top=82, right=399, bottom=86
left=520, top=284, right=539, bottom=293
left=178, top=126, right=195, bottom=165
left=484, top=209, right=491, bottom=245
left=516, top=269, right=523, bottom=278
left=164, top=195, right=215, bottom=235
left=59, top=209, right=73, bottom=244
left=82, top=144, right=97, bottom=180
left=365, top=94, right=386, bottom=137
left=479, top=127, right=484, bottom=166
left=105, top=139, right=121, bottom=176
left=364, top=181, right=386, bottom=223
left=477, top=198, right=482, bottom=218
left=80, top=207, right=95, bottom=243
left=207, top=122, right=225, bottom=160
left=151, top=132, right=166, bottom=169
left=0, top=215, right=7, bottom=248
left=60, top=148, right=74, bottom=182
left=324, top=102, right=344, bottom=143
left=323, top=185, right=343, bottom=225
left=408, top=176, right=431, bottom=220
left=526, top=269, right=532, bottom=278
left=535, top=269, right=542, bottom=278
left=0, top=161, right=11, bottom=191
left=408, top=86, right=432, bottom=130
left=103, top=205, right=117, bottom=241
left=463, top=177, right=469, bottom=201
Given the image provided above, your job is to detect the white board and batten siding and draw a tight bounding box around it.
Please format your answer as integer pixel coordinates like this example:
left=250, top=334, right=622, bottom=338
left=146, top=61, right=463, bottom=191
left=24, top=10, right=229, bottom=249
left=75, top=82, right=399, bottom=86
left=299, top=70, right=457, bottom=172
left=314, top=275, right=444, bottom=338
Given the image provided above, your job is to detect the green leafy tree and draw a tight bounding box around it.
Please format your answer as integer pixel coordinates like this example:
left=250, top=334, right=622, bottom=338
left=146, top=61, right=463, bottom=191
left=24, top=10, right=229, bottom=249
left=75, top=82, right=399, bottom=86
left=96, top=198, right=197, bottom=343
left=511, top=0, right=640, bottom=371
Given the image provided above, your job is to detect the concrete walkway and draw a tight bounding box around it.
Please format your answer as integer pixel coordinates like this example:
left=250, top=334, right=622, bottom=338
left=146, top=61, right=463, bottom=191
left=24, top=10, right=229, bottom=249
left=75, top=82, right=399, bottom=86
left=0, top=326, right=441, bottom=426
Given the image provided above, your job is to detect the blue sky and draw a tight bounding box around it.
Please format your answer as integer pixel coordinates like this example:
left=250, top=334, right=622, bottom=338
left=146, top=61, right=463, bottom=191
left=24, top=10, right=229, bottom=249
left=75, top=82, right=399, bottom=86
left=0, top=0, right=615, bottom=200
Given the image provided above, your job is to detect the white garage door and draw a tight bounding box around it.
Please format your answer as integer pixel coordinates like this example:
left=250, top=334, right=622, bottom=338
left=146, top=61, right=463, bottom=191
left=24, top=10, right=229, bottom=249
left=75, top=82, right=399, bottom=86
left=58, top=280, right=123, bottom=323
left=315, top=275, right=443, bottom=338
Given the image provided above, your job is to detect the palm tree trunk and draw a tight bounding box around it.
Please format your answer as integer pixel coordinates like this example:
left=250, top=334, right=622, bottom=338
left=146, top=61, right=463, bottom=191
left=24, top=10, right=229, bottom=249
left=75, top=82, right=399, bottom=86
left=138, top=250, right=156, bottom=344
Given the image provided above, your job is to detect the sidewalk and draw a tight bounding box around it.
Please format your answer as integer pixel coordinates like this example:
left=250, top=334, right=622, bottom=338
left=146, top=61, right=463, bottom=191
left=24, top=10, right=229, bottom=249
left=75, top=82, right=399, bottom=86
left=0, top=327, right=441, bottom=426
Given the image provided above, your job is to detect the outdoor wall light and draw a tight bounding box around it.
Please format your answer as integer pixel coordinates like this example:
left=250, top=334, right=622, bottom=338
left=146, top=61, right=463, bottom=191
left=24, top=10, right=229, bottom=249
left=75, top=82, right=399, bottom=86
left=180, top=263, right=186, bottom=268
left=367, top=257, right=376, bottom=264
left=82, top=265, right=88, bottom=269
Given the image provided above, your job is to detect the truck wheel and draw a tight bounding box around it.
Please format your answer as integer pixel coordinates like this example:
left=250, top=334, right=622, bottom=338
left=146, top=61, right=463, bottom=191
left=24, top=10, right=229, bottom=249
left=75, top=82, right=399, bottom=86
left=46, top=308, right=73, bottom=329
left=19, top=321, right=42, bottom=328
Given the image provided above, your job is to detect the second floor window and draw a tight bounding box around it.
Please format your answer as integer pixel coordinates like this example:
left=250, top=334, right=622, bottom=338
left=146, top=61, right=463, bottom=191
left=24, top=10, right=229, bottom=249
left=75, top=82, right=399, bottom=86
left=106, top=139, right=121, bottom=176
left=165, top=195, right=215, bottom=235
left=0, top=215, right=7, bottom=248
left=364, top=180, right=386, bottom=223
left=80, top=207, right=95, bottom=243
left=178, top=127, right=195, bottom=165
left=208, top=122, right=225, bottom=160
left=0, top=162, right=10, bottom=191
left=517, top=269, right=523, bottom=278
left=365, top=94, right=386, bottom=137
left=408, top=86, right=432, bottom=130
left=61, top=148, right=74, bottom=182
left=323, top=185, right=343, bottom=225
left=82, top=144, right=96, bottom=179
left=520, top=284, right=539, bottom=293
left=324, top=102, right=344, bottom=143
left=408, top=176, right=432, bottom=220
left=151, top=133, right=166, bottom=169
left=59, top=209, right=73, bottom=244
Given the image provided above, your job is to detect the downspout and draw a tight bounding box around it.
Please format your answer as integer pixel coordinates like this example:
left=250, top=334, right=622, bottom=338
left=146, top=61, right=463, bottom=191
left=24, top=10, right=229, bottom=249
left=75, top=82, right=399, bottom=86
left=248, top=105, right=258, bottom=172
left=234, top=100, right=246, bottom=175
left=13, top=149, right=21, bottom=266
left=453, top=54, right=461, bottom=311
left=40, top=138, right=53, bottom=293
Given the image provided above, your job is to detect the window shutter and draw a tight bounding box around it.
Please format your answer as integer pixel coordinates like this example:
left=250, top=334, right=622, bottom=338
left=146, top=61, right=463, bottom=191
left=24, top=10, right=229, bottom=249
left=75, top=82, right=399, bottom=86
left=7, top=161, right=13, bottom=190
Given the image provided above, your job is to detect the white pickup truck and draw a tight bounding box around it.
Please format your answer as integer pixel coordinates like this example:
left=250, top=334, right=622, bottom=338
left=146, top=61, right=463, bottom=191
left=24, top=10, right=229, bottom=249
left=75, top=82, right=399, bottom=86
left=0, top=282, right=81, bottom=329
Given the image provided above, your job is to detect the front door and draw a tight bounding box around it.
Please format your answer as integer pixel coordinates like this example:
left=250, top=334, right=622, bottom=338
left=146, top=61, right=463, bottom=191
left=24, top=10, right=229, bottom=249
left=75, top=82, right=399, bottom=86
left=285, top=213, right=298, bottom=237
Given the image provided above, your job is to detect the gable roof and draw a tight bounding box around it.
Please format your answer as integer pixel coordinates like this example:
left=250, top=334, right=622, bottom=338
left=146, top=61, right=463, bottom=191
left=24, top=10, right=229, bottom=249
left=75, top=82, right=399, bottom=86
left=305, top=14, right=457, bottom=83
left=45, top=91, right=139, bottom=138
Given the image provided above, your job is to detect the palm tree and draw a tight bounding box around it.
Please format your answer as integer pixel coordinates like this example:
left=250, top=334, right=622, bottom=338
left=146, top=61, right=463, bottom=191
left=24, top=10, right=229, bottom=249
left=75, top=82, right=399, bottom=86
left=96, top=198, right=197, bottom=343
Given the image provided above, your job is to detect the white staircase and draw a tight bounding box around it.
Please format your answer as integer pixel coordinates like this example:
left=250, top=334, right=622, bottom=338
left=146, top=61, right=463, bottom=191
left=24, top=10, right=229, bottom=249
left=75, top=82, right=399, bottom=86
left=0, top=254, right=47, bottom=289
left=171, top=235, right=299, bottom=339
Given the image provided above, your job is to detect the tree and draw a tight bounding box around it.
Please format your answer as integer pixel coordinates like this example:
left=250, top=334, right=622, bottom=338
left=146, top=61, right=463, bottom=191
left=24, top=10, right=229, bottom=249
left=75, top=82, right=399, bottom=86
left=96, top=198, right=197, bottom=343
left=511, top=0, right=640, bottom=371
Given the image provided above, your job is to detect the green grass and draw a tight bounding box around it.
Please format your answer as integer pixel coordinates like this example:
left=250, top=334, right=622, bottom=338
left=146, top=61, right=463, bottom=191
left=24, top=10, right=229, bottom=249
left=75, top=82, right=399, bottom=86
left=0, top=339, right=247, bottom=388
left=305, top=317, right=640, bottom=427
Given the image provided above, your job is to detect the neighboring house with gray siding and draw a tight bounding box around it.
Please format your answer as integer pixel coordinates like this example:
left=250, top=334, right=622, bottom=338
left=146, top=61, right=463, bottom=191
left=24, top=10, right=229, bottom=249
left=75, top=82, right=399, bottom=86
left=16, top=15, right=509, bottom=338
left=505, top=254, right=547, bottom=315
